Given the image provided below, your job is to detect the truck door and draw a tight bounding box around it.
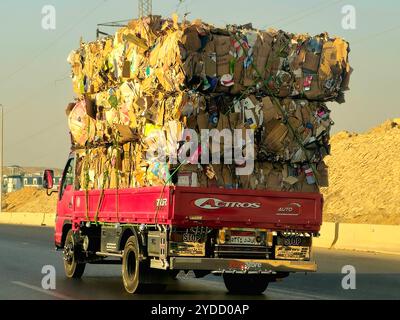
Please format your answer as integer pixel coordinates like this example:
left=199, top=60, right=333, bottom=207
left=57, top=156, right=76, bottom=224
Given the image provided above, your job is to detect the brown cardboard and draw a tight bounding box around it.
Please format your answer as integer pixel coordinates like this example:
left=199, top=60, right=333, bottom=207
left=228, top=112, right=240, bottom=130
left=122, top=60, right=132, bottom=78
left=217, top=53, right=232, bottom=76
left=267, top=169, right=283, bottom=191
left=205, top=53, right=217, bottom=77
left=215, top=36, right=231, bottom=56
left=291, top=47, right=306, bottom=70
left=254, top=32, right=273, bottom=75
left=303, top=52, right=321, bottom=72
left=182, top=26, right=202, bottom=52
left=222, top=165, right=234, bottom=188
left=264, top=120, right=288, bottom=153
left=316, top=161, right=329, bottom=187
left=68, top=19, right=351, bottom=193
left=304, top=76, right=323, bottom=100
left=197, top=112, right=209, bottom=130
left=262, top=97, right=281, bottom=123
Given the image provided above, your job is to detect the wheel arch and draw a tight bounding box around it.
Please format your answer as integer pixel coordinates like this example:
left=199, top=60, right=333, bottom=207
left=119, top=226, right=146, bottom=256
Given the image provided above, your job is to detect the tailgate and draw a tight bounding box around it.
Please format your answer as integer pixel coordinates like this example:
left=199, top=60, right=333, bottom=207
left=171, top=187, right=323, bottom=232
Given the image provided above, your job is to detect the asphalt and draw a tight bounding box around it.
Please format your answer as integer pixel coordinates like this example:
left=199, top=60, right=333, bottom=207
left=0, top=224, right=399, bottom=300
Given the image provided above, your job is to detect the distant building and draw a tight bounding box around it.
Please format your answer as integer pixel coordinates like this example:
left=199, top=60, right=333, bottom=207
left=23, top=176, right=43, bottom=188
left=3, top=175, right=24, bottom=193
left=2, top=166, right=62, bottom=193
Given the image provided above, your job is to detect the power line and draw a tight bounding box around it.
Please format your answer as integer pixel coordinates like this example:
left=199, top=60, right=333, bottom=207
left=352, top=24, right=400, bottom=46
left=257, top=0, right=344, bottom=30
left=280, top=0, right=345, bottom=28
left=4, top=119, right=66, bottom=152
left=3, top=71, right=70, bottom=116
left=0, top=0, right=109, bottom=85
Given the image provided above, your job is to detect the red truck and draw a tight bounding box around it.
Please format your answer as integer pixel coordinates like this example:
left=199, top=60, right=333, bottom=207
left=43, top=152, right=323, bottom=295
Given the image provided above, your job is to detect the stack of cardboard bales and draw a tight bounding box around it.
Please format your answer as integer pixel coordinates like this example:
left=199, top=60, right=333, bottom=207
left=66, top=15, right=351, bottom=193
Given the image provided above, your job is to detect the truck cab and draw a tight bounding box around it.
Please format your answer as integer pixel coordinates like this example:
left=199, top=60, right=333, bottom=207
left=44, top=152, right=323, bottom=295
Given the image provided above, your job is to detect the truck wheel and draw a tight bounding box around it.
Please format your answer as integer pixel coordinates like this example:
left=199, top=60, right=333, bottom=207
left=223, top=274, right=270, bottom=295
left=122, top=235, right=150, bottom=294
left=64, top=230, right=86, bottom=279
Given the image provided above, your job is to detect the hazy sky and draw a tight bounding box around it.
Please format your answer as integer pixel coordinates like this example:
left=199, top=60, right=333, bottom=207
left=0, top=0, right=399, bottom=168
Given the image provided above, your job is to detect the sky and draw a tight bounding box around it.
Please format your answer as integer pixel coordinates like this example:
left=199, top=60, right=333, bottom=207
left=0, top=0, right=399, bottom=169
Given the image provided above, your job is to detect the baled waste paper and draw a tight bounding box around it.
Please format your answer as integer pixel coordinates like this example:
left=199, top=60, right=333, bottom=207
left=65, top=15, right=352, bottom=193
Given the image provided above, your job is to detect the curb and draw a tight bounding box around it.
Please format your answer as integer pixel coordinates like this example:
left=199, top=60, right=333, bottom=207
left=330, top=223, right=400, bottom=255
left=0, top=212, right=55, bottom=227
left=314, top=222, right=400, bottom=255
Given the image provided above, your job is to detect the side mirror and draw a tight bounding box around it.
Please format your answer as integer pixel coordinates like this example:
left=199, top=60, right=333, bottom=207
left=43, top=170, right=55, bottom=196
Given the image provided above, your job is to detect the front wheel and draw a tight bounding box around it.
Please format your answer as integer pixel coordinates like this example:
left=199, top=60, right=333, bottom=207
left=223, top=274, right=270, bottom=295
left=64, top=230, right=86, bottom=279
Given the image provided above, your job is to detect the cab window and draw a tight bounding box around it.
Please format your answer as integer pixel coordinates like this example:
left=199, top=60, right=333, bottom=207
left=59, top=158, right=75, bottom=200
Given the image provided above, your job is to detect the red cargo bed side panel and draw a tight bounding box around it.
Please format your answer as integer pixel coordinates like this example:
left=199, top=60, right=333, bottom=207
left=171, top=187, right=323, bottom=232
left=73, top=187, right=172, bottom=224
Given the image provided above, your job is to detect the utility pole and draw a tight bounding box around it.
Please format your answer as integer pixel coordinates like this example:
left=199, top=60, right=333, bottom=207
left=138, top=0, right=152, bottom=18
left=0, top=104, right=3, bottom=214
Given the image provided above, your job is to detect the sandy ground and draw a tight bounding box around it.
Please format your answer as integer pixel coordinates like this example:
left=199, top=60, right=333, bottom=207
left=3, top=119, right=400, bottom=225
left=321, top=119, right=400, bottom=225
left=3, top=188, right=57, bottom=214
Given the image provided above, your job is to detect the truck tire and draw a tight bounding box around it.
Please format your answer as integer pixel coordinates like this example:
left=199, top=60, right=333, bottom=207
left=64, top=230, right=86, bottom=279
left=223, top=274, right=270, bottom=295
left=122, top=235, right=163, bottom=294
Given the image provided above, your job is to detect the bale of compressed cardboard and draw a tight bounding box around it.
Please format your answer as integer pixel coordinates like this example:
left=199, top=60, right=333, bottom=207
left=66, top=16, right=351, bottom=193
left=68, top=16, right=352, bottom=103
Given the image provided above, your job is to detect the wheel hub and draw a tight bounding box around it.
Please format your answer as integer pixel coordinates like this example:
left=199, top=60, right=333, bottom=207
left=64, top=242, right=74, bottom=263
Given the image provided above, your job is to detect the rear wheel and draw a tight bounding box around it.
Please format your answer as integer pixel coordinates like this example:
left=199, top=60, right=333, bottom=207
left=122, top=235, right=166, bottom=294
left=64, top=230, right=86, bottom=279
left=223, top=274, right=270, bottom=295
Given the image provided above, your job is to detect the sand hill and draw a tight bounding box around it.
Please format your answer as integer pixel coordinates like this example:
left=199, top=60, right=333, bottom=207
left=321, top=119, right=400, bottom=225
left=2, top=120, right=400, bottom=225
left=3, top=188, right=57, bottom=214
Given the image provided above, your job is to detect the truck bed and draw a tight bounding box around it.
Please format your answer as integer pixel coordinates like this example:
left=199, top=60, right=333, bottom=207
left=72, top=187, right=323, bottom=232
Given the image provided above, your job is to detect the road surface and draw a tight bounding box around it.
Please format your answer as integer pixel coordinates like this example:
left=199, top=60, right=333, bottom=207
left=0, top=224, right=399, bottom=300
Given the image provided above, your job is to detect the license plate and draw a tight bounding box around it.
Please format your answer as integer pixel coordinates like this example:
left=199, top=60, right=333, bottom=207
left=275, top=246, right=310, bottom=261
left=229, top=236, right=257, bottom=245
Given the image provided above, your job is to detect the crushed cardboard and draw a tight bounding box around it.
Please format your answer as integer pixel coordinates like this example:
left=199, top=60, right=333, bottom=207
left=65, top=16, right=352, bottom=194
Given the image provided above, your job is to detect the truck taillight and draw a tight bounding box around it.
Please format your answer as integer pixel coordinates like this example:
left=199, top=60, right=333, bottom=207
left=267, top=232, right=274, bottom=247
left=218, top=229, right=226, bottom=244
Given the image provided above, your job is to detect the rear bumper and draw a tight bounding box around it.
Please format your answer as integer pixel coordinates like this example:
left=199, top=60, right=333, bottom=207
left=169, top=257, right=317, bottom=274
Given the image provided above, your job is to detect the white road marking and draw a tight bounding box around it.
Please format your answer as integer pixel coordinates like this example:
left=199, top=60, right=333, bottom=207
left=12, top=281, right=73, bottom=300
left=267, top=287, right=332, bottom=300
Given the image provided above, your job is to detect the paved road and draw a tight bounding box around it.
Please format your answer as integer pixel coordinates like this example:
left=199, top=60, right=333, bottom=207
left=0, top=224, right=399, bottom=300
